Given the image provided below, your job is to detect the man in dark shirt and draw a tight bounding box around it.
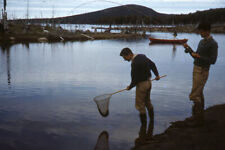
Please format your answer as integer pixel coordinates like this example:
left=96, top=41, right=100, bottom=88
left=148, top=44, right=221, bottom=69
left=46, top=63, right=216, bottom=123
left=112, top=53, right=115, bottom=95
left=120, top=48, right=160, bottom=127
left=183, top=22, right=218, bottom=122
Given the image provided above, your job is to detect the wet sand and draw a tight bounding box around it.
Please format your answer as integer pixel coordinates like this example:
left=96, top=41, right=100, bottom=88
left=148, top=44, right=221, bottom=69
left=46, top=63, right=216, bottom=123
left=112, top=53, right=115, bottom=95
left=133, top=104, right=225, bottom=150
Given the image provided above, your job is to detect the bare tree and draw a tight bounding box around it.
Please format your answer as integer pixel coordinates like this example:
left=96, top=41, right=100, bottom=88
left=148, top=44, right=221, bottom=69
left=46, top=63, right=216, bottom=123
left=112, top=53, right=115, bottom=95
left=51, top=5, right=55, bottom=27
left=26, top=0, right=29, bottom=20
left=2, top=0, right=8, bottom=31
left=4, top=0, right=6, bottom=11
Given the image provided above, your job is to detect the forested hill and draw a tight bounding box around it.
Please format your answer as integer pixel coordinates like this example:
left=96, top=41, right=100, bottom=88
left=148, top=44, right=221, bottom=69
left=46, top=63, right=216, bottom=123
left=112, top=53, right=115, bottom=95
left=170, top=8, right=225, bottom=25
left=53, top=4, right=167, bottom=24
left=19, top=4, right=225, bottom=25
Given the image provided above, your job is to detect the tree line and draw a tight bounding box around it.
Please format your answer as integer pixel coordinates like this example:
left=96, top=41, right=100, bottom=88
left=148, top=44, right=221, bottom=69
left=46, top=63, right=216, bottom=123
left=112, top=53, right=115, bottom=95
left=96, top=8, right=225, bottom=25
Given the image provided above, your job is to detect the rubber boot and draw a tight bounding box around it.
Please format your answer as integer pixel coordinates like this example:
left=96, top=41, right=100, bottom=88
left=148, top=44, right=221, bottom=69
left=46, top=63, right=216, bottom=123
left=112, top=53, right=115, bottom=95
left=147, top=105, right=154, bottom=123
left=139, top=113, right=147, bottom=126
left=135, top=113, right=147, bottom=145
left=191, top=101, right=204, bottom=126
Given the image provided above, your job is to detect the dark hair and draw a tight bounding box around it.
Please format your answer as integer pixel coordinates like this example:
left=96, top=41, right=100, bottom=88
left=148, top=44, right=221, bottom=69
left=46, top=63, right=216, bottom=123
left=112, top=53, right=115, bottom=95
left=197, top=22, right=211, bottom=31
left=120, top=47, right=133, bottom=56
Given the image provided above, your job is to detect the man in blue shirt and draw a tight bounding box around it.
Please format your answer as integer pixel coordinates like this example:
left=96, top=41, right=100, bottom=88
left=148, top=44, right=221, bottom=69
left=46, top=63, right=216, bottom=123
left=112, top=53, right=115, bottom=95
left=120, top=48, right=160, bottom=127
left=183, top=22, right=218, bottom=122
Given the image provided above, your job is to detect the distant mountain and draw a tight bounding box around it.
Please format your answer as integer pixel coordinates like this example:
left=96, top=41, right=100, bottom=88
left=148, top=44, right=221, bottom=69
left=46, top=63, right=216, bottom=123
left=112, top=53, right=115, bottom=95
left=16, top=4, right=225, bottom=25
left=54, top=4, right=167, bottom=24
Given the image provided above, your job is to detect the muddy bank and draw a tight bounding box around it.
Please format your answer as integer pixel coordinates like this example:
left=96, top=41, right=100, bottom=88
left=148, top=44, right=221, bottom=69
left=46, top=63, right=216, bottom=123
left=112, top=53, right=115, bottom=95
left=0, top=32, right=144, bottom=44
left=133, top=104, right=225, bottom=150
left=0, top=23, right=145, bottom=44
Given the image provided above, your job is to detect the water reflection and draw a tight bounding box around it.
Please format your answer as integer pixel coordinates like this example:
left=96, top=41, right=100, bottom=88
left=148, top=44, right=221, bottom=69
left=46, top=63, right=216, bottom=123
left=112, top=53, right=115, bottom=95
left=0, top=42, right=31, bottom=88
left=24, top=42, right=30, bottom=49
left=0, top=43, right=11, bottom=87
left=149, top=42, right=178, bottom=60
left=94, top=106, right=154, bottom=150
left=94, top=131, right=109, bottom=150
left=0, top=33, right=224, bottom=150
left=0, top=116, right=91, bottom=150
left=172, top=44, right=177, bottom=59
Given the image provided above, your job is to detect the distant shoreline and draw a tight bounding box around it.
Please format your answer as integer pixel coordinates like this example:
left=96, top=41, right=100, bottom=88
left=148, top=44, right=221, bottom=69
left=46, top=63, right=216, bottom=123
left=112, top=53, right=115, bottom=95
left=1, top=24, right=225, bottom=45
left=92, top=24, right=225, bottom=33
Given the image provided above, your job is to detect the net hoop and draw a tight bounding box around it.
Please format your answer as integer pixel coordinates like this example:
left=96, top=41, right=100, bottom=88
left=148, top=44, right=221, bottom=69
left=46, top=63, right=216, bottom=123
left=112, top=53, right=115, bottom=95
left=94, top=94, right=112, bottom=117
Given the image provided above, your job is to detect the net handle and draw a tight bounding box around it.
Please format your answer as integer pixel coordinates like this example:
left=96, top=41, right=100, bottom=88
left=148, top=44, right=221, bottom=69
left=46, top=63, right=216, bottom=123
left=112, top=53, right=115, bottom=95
left=110, top=75, right=166, bottom=95
left=111, top=88, right=127, bottom=95
left=151, top=75, right=167, bottom=81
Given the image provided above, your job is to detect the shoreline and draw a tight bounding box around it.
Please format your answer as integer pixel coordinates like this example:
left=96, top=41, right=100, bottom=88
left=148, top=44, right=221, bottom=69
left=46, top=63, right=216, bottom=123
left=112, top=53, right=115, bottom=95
left=133, top=104, right=225, bottom=150
left=1, top=24, right=225, bottom=45
left=0, top=32, right=145, bottom=44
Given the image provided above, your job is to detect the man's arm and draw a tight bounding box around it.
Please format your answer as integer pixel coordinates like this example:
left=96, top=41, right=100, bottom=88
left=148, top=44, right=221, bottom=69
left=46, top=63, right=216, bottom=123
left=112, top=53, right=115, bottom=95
left=127, top=63, right=139, bottom=90
left=198, top=44, right=218, bottom=64
left=146, top=57, right=160, bottom=81
left=183, top=43, right=195, bottom=58
left=147, top=58, right=159, bottom=77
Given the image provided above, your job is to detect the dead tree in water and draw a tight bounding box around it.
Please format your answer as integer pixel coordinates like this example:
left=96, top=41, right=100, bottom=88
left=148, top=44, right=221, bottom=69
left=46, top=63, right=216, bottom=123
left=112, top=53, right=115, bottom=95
left=4, top=0, right=6, bottom=11
left=26, top=0, right=29, bottom=20
left=1, top=0, right=8, bottom=32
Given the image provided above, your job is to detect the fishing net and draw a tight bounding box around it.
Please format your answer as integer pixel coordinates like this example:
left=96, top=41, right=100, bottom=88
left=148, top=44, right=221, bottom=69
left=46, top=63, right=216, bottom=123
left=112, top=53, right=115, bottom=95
left=94, top=94, right=112, bottom=117
left=93, top=76, right=166, bottom=118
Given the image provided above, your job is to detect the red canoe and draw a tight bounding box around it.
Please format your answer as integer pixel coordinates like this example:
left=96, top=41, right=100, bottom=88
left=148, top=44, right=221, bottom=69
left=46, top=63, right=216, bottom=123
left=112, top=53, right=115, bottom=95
left=149, top=37, right=188, bottom=44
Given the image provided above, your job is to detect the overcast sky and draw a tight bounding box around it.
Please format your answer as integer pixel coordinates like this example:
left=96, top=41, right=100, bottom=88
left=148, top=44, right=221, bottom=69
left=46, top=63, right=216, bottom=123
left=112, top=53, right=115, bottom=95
left=1, top=0, right=225, bottom=19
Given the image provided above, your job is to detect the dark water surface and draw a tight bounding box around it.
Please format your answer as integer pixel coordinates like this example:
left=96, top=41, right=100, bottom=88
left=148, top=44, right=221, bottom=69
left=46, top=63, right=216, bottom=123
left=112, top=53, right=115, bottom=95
left=0, top=33, right=225, bottom=150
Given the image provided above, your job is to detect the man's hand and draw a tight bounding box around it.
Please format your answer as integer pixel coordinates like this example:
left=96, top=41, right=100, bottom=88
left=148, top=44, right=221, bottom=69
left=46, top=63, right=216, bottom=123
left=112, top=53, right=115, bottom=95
left=126, top=86, right=131, bottom=90
left=182, top=43, right=190, bottom=49
left=191, top=52, right=201, bottom=58
left=155, top=76, right=160, bottom=81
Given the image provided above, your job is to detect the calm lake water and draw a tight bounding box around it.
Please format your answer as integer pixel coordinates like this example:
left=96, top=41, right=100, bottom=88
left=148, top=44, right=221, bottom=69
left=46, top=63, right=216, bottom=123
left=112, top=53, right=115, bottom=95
left=0, top=32, right=225, bottom=150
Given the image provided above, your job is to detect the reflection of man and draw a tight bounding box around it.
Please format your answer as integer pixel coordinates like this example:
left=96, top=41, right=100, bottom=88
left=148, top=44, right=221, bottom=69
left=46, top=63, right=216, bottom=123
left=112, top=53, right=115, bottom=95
left=120, top=48, right=160, bottom=127
left=183, top=22, right=218, bottom=122
left=172, top=44, right=177, bottom=59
